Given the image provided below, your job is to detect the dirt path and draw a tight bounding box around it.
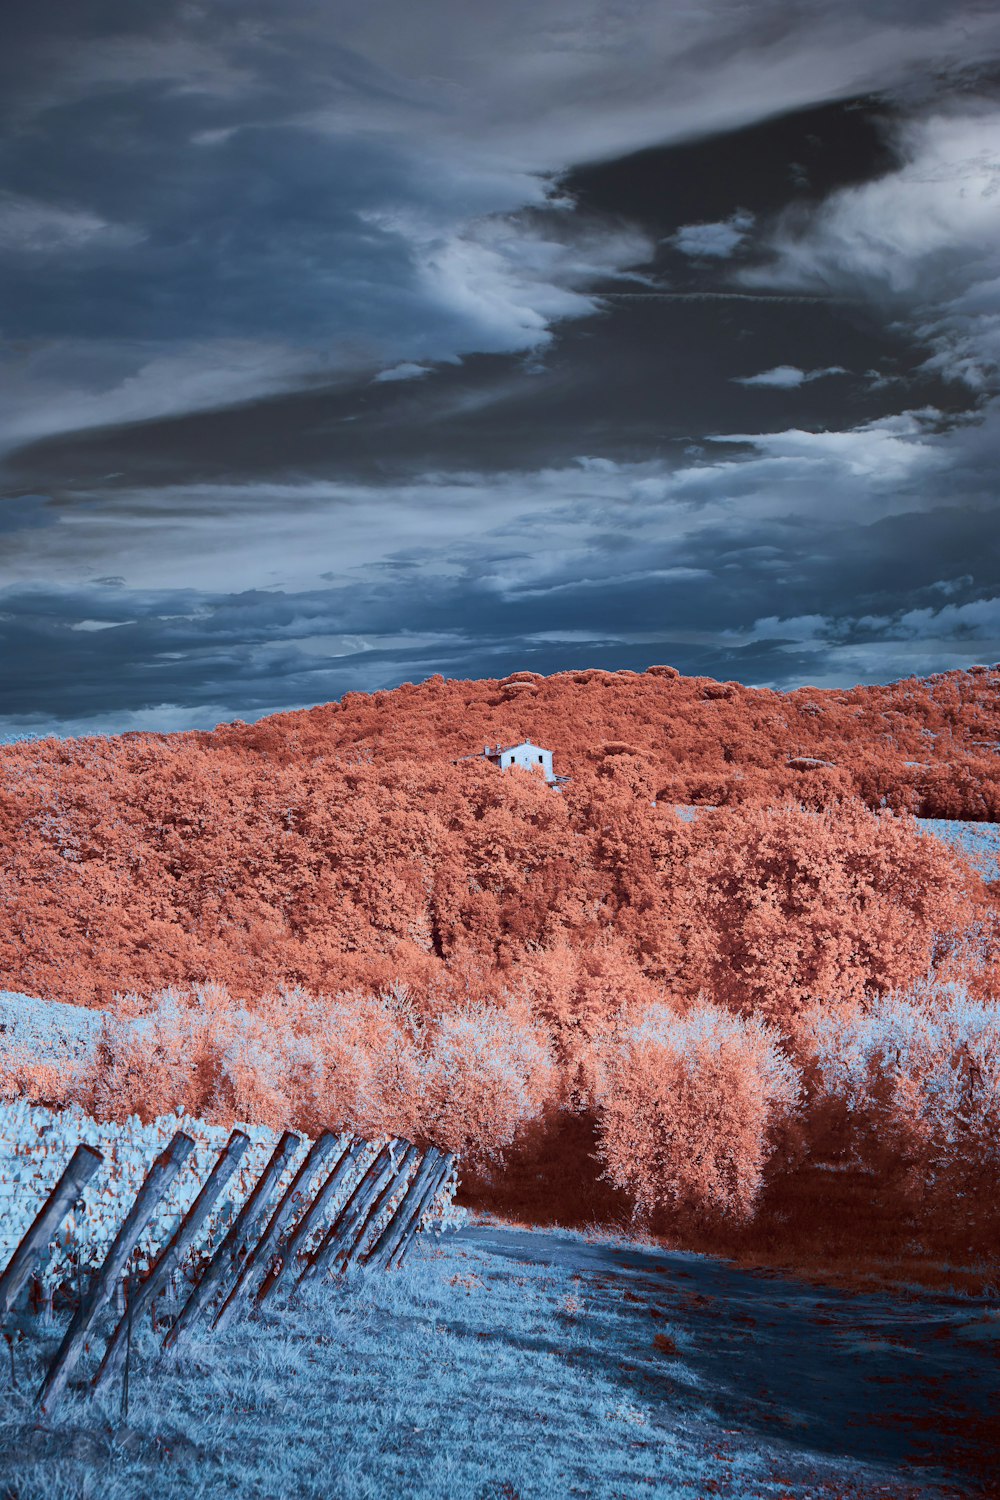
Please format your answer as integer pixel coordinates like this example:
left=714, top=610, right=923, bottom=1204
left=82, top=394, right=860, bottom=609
left=461, top=1222, right=1000, bottom=1497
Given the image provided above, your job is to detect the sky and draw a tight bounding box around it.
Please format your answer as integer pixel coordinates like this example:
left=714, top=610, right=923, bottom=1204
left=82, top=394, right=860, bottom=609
left=2, top=1, right=1000, bottom=737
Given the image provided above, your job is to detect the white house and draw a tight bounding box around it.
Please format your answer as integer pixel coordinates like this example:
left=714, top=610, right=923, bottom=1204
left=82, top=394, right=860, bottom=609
left=482, top=740, right=555, bottom=782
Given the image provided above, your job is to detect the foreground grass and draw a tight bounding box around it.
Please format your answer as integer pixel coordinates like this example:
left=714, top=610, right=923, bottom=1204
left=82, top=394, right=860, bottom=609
left=0, top=1221, right=975, bottom=1500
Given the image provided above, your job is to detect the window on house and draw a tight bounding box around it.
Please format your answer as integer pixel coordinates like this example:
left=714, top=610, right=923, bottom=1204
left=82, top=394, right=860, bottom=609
left=538, top=754, right=543, bottom=763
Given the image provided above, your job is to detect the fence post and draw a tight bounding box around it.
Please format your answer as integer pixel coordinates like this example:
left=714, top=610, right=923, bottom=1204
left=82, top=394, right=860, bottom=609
left=340, top=1144, right=421, bottom=1272
left=212, top=1130, right=341, bottom=1332
left=0, top=1145, right=103, bottom=1320
left=364, top=1148, right=451, bottom=1271
left=296, top=1142, right=398, bottom=1290
left=390, top=1152, right=456, bottom=1270
left=163, top=1129, right=300, bottom=1353
left=37, top=1132, right=194, bottom=1415
left=362, top=1147, right=441, bottom=1270
left=92, top=1130, right=250, bottom=1396
left=256, top=1138, right=367, bottom=1307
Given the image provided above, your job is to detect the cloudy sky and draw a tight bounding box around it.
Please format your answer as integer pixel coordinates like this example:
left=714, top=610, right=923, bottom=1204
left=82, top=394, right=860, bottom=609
left=2, top=1, right=1000, bottom=736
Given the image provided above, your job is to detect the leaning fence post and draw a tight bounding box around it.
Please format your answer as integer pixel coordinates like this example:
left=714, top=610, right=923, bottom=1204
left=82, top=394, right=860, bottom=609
left=364, top=1148, right=449, bottom=1271
left=0, top=1144, right=103, bottom=1320
left=92, top=1130, right=250, bottom=1396
left=256, top=1137, right=366, bottom=1306
left=340, top=1143, right=421, bottom=1272
left=362, top=1146, right=441, bottom=1270
left=296, top=1141, right=398, bottom=1290
left=212, top=1130, right=341, bottom=1332
left=163, top=1129, right=300, bottom=1353
left=390, top=1152, right=456, bottom=1270
left=120, top=1260, right=135, bottom=1422
left=37, top=1132, right=195, bottom=1415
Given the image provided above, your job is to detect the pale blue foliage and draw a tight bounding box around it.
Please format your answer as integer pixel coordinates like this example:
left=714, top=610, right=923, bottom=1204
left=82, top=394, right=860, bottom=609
left=597, top=1001, right=800, bottom=1117
left=425, top=1002, right=556, bottom=1150
left=628, top=1001, right=783, bottom=1054
left=806, top=982, right=1000, bottom=1161
left=918, top=817, right=1000, bottom=882
left=0, top=991, right=104, bottom=1063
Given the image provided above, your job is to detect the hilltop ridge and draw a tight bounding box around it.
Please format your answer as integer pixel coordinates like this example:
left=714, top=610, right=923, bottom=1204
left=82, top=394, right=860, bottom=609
left=199, top=662, right=998, bottom=817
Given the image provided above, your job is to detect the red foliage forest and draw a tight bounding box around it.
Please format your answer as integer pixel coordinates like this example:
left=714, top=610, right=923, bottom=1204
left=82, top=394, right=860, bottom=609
left=2, top=663, right=999, bottom=1264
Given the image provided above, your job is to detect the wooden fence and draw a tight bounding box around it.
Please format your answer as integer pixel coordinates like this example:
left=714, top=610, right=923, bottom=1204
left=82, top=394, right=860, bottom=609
left=0, top=1128, right=455, bottom=1415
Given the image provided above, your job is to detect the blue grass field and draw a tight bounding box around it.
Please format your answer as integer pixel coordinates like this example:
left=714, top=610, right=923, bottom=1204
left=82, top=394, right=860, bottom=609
left=2, top=1218, right=994, bottom=1499
left=917, top=818, right=1000, bottom=883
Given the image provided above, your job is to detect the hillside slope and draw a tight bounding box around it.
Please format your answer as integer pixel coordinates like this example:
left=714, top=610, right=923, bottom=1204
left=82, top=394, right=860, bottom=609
left=3, top=667, right=1000, bottom=1264
left=0, top=665, right=992, bottom=1007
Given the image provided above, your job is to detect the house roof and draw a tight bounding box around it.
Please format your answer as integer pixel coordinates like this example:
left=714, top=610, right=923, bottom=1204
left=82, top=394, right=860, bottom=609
left=488, top=740, right=549, bottom=756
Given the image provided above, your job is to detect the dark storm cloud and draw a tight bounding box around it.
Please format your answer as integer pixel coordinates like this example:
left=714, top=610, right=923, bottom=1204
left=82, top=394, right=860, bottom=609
left=3, top=0, right=998, bottom=444
left=0, top=494, right=52, bottom=536
left=2, top=1, right=1000, bottom=732
left=4, top=411, right=1000, bottom=735
left=4, top=489, right=998, bottom=738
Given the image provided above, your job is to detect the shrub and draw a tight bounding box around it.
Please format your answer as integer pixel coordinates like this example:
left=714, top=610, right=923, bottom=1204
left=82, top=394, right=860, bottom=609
left=262, top=986, right=426, bottom=1141
left=590, top=1003, right=800, bottom=1227
left=682, top=801, right=975, bottom=1024
left=421, top=1000, right=557, bottom=1162
left=86, top=984, right=230, bottom=1124
left=800, top=981, right=1000, bottom=1243
left=25, top=982, right=554, bottom=1165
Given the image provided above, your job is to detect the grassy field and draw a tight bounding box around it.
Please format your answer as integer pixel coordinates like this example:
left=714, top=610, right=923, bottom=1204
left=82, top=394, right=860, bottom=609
left=2, top=1218, right=992, bottom=1500
left=917, top=818, right=1000, bottom=883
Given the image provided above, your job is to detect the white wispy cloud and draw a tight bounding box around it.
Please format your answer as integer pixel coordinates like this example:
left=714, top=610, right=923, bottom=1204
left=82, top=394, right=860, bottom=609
left=1, top=395, right=995, bottom=733
left=726, top=594, right=1000, bottom=686
left=670, top=211, right=754, bottom=259
left=0, top=341, right=343, bottom=452
left=385, top=207, right=654, bottom=355
left=743, top=106, right=1000, bottom=390
left=372, top=362, right=433, bottom=383
left=707, top=408, right=948, bottom=486
left=5, top=2, right=998, bottom=439
left=0, top=407, right=957, bottom=601
left=728, top=613, right=843, bottom=644
left=733, top=364, right=847, bottom=388
left=860, top=595, right=1000, bottom=640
